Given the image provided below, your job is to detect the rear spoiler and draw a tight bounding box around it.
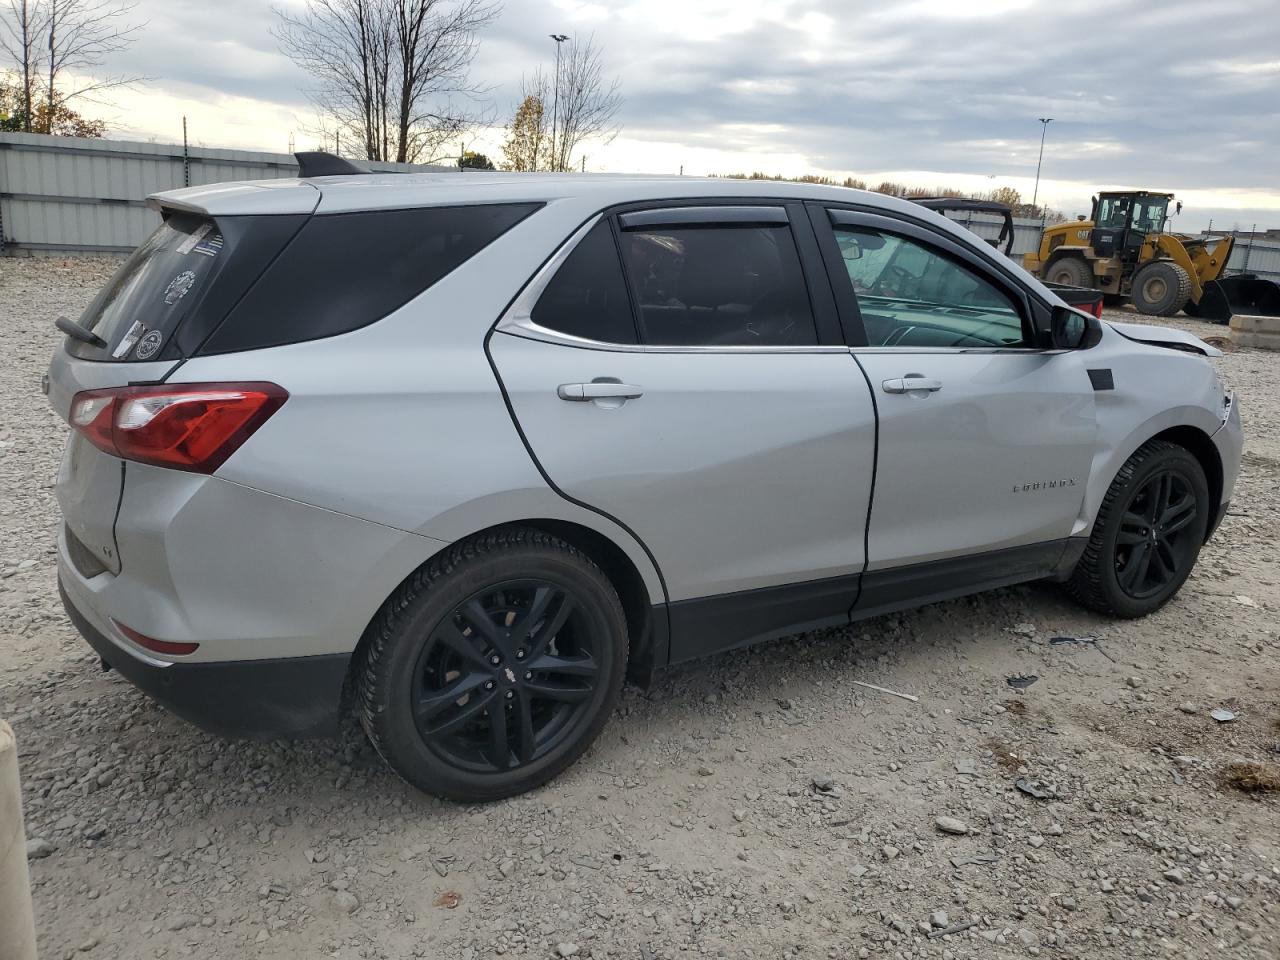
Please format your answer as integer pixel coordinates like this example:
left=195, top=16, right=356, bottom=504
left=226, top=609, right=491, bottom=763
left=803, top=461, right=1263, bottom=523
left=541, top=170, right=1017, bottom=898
left=295, top=151, right=371, bottom=178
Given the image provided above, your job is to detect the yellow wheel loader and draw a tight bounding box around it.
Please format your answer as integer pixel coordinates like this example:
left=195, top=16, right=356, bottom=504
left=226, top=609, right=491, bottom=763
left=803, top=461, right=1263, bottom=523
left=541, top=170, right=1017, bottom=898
left=1023, top=191, right=1254, bottom=321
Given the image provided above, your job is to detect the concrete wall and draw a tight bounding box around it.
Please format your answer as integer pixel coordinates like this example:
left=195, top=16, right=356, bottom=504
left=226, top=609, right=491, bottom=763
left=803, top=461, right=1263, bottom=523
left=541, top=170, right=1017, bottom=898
left=0, top=132, right=452, bottom=256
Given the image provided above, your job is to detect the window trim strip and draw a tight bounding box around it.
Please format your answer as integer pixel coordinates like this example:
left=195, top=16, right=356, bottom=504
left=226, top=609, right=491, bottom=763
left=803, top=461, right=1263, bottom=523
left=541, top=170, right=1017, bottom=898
left=618, top=205, right=789, bottom=229
left=496, top=210, right=844, bottom=354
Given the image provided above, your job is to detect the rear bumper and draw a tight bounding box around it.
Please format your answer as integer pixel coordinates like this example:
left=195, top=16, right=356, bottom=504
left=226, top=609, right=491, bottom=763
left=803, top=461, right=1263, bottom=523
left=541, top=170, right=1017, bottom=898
left=60, top=578, right=349, bottom=739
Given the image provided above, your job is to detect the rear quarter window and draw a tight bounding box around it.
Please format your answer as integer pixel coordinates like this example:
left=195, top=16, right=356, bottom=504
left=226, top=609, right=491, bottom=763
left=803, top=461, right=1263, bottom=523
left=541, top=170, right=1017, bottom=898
left=199, top=203, right=541, bottom=354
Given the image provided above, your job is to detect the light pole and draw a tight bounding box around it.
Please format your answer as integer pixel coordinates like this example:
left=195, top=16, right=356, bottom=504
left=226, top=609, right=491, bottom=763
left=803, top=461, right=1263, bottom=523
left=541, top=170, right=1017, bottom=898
left=550, top=33, right=569, bottom=171
left=1031, top=117, right=1053, bottom=213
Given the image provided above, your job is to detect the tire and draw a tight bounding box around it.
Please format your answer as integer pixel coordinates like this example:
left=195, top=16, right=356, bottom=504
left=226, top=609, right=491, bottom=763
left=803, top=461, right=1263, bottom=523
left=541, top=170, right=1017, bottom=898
left=1131, top=261, right=1192, bottom=316
left=356, top=528, right=627, bottom=802
left=1066, top=441, right=1210, bottom=618
left=1046, top=256, right=1094, bottom=288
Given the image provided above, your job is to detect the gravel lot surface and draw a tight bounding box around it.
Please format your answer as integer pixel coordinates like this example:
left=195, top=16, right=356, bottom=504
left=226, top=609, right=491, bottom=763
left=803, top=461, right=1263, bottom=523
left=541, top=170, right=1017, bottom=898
left=1, top=257, right=1277, bottom=960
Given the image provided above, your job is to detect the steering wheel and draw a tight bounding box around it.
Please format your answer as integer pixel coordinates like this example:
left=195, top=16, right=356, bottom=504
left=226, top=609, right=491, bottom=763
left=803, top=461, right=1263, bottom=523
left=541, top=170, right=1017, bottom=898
left=876, top=263, right=914, bottom=297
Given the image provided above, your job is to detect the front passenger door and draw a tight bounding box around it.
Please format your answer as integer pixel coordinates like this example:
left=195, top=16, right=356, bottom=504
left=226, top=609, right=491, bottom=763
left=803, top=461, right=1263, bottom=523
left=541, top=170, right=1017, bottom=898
left=814, top=207, right=1098, bottom=603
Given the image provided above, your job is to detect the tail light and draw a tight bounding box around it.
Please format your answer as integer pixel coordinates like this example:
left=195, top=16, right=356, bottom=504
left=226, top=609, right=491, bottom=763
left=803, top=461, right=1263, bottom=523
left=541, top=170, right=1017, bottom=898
left=69, top=382, right=287, bottom=474
left=1090, top=298, right=1104, bottom=319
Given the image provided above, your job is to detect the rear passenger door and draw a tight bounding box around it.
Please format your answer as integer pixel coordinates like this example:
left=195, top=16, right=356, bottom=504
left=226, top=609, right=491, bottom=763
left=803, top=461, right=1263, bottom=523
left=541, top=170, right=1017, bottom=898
left=488, top=203, right=877, bottom=659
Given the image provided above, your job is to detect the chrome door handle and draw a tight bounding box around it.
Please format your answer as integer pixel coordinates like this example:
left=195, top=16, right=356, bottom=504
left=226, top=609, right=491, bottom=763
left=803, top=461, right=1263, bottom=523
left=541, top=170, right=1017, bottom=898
left=882, top=377, right=942, bottom=394
left=557, top=382, right=644, bottom=401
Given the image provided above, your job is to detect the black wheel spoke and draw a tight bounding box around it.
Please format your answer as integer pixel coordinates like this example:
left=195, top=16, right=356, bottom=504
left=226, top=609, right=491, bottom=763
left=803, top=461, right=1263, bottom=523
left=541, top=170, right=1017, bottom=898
left=426, top=688, right=498, bottom=739
left=1118, top=541, right=1151, bottom=591
left=411, top=577, right=603, bottom=775
left=1154, top=541, right=1179, bottom=580
left=486, top=698, right=511, bottom=770
left=526, top=652, right=598, bottom=678
left=463, top=598, right=511, bottom=655
left=1122, top=509, right=1148, bottom=530
left=511, top=585, right=557, bottom=643
left=513, top=690, right=537, bottom=764
left=433, top=621, right=492, bottom=672
left=524, top=679, right=594, bottom=703
left=1116, top=528, right=1146, bottom=545
left=1161, top=494, right=1197, bottom=535
left=526, top=594, right=575, bottom=660
left=415, top=672, right=489, bottom=721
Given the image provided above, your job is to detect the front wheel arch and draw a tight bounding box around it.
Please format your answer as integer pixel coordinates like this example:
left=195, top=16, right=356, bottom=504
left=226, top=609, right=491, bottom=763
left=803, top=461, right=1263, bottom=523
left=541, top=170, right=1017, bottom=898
left=1146, top=426, right=1223, bottom=542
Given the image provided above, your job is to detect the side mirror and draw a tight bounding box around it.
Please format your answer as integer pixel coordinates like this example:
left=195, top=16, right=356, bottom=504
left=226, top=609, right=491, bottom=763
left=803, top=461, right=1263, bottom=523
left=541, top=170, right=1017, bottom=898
left=1050, top=305, right=1090, bottom=349
left=1176, top=201, right=1183, bottom=215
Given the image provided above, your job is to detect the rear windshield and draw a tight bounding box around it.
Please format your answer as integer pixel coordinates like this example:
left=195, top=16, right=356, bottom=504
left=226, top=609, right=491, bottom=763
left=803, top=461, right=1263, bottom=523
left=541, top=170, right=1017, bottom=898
left=68, top=211, right=306, bottom=362
left=73, top=212, right=225, bottom=361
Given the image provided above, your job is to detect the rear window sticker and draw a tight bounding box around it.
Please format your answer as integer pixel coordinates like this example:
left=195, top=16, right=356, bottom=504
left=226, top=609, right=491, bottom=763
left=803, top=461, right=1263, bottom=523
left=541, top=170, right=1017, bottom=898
left=163, top=270, right=197, bottom=305
left=193, top=231, right=224, bottom=257
left=135, top=330, right=164, bottom=360
left=176, top=222, right=213, bottom=255
left=112, top=320, right=147, bottom=358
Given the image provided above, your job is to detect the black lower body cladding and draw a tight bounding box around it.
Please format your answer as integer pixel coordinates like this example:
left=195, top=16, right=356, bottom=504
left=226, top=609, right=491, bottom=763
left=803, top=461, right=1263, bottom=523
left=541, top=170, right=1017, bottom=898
left=59, top=579, right=349, bottom=739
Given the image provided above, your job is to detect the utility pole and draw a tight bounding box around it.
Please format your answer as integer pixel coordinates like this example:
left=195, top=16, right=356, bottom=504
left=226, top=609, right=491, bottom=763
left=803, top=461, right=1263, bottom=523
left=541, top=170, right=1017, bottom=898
left=182, top=115, right=190, bottom=187
left=1031, top=118, right=1053, bottom=214
left=550, top=34, right=569, bottom=171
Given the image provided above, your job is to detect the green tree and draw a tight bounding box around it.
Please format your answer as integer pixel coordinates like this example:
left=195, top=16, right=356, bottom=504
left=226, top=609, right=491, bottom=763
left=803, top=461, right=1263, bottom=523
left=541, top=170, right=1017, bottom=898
left=458, top=149, right=494, bottom=170
left=0, top=69, right=105, bottom=135
left=501, top=91, right=548, bottom=171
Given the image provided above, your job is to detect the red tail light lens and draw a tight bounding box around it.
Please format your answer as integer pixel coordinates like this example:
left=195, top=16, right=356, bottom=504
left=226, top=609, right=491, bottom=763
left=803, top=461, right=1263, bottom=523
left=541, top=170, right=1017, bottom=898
left=1091, top=298, right=1104, bottom=319
left=69, top=382, right=287, bottom=474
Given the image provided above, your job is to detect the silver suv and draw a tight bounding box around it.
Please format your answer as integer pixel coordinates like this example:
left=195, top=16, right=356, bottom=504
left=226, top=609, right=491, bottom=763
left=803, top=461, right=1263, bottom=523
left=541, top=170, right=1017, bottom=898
left=48, top=164, right=1242, bottom=801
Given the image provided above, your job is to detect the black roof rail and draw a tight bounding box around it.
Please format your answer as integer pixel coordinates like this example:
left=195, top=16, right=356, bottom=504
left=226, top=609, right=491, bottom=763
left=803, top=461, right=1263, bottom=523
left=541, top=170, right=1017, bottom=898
left=294, top=151, right=372, bottom=178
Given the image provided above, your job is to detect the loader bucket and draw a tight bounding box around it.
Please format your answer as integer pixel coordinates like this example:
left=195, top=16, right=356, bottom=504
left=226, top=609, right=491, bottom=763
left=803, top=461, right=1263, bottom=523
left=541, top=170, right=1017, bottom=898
left=1186, top=275, right=1280, bottom=323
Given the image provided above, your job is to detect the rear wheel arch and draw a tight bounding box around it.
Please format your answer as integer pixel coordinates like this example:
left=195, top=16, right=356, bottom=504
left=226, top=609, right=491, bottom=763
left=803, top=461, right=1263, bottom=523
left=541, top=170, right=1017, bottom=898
left=344, top=519, right=664, bottom=710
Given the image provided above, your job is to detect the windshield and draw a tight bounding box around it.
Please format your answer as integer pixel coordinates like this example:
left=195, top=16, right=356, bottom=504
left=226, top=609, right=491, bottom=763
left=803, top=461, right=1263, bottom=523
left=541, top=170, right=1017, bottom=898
left=1131, top=197, right=1169, bottom=234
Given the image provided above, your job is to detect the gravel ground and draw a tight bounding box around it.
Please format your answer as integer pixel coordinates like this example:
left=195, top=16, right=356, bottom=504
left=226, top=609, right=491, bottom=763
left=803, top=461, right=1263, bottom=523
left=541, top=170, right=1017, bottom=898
left=1, top=257, right=1277, bottom=960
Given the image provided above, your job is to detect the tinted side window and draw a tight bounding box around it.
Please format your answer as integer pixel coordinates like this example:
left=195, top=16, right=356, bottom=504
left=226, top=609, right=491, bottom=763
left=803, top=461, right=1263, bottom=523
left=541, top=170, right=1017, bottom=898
left=201, top=203, right=541, bottom=354
left=618, top=223, right=818, bottom=346
left=531, top=222, right=638, bottom=344
left=834, top=225, right=1025, bottom=347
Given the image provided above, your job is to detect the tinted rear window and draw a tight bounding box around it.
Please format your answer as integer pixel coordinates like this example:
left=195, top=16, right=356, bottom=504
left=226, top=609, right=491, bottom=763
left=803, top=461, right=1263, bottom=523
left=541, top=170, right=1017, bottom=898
left=200, top=203, right=541, bottom=354
left=69, top=213, right=244, bottom=360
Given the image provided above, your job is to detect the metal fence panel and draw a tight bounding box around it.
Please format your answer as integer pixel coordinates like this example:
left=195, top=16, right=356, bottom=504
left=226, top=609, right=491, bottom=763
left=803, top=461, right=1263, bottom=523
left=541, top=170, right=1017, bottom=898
left=1224, top=237, right=1280, bottom=280
left=0, top=132, right=451, bottom=256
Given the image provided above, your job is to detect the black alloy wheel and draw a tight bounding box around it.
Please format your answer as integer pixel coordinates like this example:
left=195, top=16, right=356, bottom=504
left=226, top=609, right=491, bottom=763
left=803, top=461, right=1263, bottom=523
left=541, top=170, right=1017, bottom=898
left=412, top=581, right=598, bottom=773
left=1113, top=471, right=1200, bottom=599
left=357, top=528, right=627, bottom=802
left=1066, top=440, right=1210, bottom=618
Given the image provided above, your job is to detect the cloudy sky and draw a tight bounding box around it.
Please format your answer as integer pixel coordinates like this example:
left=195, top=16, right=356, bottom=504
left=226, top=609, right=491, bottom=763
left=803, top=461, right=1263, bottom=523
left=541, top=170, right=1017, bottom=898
left=59, top=0, right=1280, bottom=230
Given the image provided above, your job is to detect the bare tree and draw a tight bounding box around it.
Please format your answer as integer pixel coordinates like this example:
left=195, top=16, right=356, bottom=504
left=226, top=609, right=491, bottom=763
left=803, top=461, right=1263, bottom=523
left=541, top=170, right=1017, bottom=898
left=1, top=0, right=46, bottom=129
left=274, top=0, right=498, bottom=164
left=1, top=0, right=142, bottom=132
left=548, top=34, right=620, bottom=172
